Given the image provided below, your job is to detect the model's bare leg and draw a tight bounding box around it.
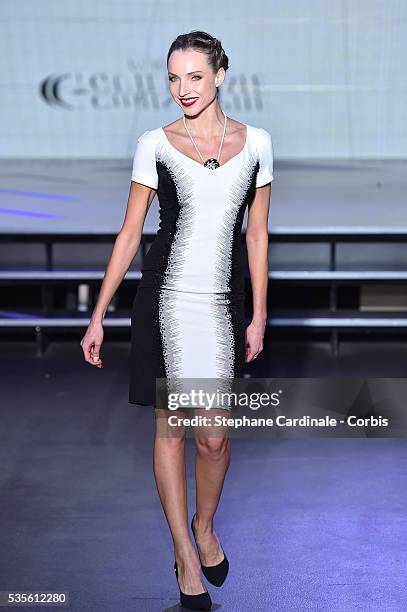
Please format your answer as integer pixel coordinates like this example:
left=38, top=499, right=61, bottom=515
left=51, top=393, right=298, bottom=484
left=193, top=408, right=230, bottom=565
left=153, top=407, right=207, bottom=596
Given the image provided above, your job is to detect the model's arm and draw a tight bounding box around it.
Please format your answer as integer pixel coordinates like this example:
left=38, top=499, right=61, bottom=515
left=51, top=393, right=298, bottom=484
left=80, top=181, right=156, bottom=367
left=244, top=182, right=272, bottom=362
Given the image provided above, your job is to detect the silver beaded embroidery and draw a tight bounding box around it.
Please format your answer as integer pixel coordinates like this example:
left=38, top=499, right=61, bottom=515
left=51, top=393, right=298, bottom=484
left=156, top=143, right=196, bottom=380
left=211, top=154, right=259, bottom=380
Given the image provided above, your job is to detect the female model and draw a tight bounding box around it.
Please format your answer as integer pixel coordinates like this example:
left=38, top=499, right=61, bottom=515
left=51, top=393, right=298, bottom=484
left=80, top=30, right=273, bottom=610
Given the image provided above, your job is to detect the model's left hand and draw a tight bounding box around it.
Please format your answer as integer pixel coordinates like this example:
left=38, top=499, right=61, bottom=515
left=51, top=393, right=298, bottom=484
left=245, top=319, right=265, bottom=362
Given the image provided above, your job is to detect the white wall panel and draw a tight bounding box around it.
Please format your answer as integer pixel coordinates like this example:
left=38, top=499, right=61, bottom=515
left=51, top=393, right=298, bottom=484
left=0, top=0, right=405, bottom=158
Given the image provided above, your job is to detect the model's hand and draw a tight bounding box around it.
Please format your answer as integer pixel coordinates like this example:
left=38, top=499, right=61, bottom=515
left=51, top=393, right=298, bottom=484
left=80, top=319, right=104, bottom=368
left=245, top=319, right=265, bottom=362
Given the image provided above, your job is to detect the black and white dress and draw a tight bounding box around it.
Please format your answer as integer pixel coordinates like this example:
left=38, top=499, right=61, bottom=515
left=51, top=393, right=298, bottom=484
left=128, top=122, right=274, bottom=407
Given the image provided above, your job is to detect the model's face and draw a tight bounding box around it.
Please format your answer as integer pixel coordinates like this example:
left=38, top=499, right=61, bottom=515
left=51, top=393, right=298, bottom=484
left=167, top=49, right=223, bottom=114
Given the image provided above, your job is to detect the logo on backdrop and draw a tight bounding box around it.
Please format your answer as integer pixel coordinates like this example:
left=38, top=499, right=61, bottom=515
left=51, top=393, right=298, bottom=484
left=39, top=65, right=265, bottom=110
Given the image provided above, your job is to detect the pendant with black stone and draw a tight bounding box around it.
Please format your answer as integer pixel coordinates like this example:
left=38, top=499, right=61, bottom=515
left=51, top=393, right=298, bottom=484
left=204, top=158, right=220, bottom=170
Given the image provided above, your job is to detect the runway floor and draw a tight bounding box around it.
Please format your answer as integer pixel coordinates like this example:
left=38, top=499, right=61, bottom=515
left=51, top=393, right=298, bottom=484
left=1, top=340, right=406, bottom=611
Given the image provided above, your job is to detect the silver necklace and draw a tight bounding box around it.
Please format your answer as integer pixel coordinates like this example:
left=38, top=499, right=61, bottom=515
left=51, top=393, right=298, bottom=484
left=182, top=110, right=227, bottom=170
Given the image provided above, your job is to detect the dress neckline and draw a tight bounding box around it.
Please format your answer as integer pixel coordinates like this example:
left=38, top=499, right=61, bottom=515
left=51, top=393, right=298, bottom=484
left=160, top=123, right=249, bottom=170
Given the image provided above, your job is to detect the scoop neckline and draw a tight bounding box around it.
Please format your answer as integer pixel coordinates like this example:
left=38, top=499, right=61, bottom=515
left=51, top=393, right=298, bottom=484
left=160, top=122, right=249, bottom=170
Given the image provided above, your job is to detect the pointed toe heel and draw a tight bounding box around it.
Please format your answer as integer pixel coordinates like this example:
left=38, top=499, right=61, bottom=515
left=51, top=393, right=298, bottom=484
left=191, top=514, right=229, bottom=587
left=174, top=560, right=212, bottom=610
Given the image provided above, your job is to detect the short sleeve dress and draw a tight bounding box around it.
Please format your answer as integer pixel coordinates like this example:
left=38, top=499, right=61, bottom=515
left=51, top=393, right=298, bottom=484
left=128, top=122, right=274, bottom=407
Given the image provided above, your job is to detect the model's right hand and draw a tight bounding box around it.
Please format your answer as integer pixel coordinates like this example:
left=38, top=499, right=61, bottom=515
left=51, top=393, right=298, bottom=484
left=80, top=319, right=104, bottom=368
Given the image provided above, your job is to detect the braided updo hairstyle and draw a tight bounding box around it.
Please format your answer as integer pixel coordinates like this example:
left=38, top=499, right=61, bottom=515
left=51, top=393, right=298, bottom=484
left=167, top=31, right=229, bottom=95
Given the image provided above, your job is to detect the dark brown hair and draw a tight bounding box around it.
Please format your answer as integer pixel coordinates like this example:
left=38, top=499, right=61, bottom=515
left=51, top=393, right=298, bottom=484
left=167, top=30, right=229, bottom=86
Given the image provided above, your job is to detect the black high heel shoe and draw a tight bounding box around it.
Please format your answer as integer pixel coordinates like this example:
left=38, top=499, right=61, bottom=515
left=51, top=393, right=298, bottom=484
left=173, top=560, right=212, bottom=610
left=191, top=513, right=229, bottom=587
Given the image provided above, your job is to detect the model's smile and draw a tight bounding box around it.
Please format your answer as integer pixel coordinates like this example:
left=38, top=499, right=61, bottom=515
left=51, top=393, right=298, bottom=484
left=180, top=97, right=198, bottom=106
